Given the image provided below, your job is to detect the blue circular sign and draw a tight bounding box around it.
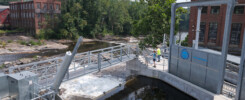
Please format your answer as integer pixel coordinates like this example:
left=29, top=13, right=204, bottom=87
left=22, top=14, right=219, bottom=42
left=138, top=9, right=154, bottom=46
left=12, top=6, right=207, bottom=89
left=181, top=49, right=189, bottom=59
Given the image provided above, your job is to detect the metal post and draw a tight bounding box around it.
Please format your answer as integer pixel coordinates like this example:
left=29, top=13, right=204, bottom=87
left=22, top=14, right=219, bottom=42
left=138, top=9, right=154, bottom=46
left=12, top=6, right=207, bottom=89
left=120, top=45, right=122, bottom=61
left=111, top=47, right=113, bottom=60
left=88, top=51, right=91, bottom=65
left=194, top=6, right=202, bottom=49
left=235, top=29, right=245, bottom=100
left=168, top=3, right=176, bottom=72
left=98, top=53, right=101, bottom=72
left=218, top=1, right=235, bottom=94
left=127, top=45, right=130, bottom=57
left=136, top=46, right=139, bottom=58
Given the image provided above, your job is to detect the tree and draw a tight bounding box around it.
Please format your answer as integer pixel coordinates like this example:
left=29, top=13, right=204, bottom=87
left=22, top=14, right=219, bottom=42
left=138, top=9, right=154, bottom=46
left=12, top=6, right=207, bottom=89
left=132, top=0, right=187, bottom=48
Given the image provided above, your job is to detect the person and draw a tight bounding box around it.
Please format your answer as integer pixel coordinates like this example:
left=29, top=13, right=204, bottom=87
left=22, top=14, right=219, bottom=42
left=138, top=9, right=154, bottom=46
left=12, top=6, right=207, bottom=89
left=157, top=48, right=161, bottom=62
left=152, top=50, right=156, bottom=67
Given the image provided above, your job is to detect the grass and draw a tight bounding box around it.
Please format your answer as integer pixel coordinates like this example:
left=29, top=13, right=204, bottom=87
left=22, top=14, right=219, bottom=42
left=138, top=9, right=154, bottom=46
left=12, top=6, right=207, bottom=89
left=7, top=40, right=12, bottom=43
left=18, top=40, right=44, bottom=46
left=0, top=41, right=6, bottom=48
left=0, top=64, right=5, bottom=69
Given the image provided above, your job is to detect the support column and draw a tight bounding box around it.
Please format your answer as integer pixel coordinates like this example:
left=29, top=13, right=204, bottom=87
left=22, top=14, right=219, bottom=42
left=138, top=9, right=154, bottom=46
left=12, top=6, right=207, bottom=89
left=218, top=1, right=235, bottom=94
left=236, top=29, right=245, bottom=100
left=194, top=6, right=202, bottom=49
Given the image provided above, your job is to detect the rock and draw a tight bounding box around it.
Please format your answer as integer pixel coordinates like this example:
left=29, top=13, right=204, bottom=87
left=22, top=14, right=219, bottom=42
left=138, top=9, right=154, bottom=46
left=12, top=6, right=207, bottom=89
left=4, top=61, right=11, bottom=65
left=59, top=88, right=67, bottom=95
left=19, top=58, right=32, bottom=64
left=27, top=44, right=32, bottom=46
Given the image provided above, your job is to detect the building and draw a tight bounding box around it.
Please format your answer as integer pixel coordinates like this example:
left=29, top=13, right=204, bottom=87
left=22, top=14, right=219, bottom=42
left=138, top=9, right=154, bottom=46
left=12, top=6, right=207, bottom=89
left=9, top=0, right=61, bottom=35
left=0, top=5, right=10, bottom=27
left=188, top=0, right=245, bottom=50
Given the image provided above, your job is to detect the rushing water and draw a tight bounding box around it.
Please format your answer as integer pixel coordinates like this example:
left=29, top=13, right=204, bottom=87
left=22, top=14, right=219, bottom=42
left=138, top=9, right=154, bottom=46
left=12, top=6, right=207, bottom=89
left=107, top=76, right=196, bottom=100
left=0, top=41, right=117, bottom=63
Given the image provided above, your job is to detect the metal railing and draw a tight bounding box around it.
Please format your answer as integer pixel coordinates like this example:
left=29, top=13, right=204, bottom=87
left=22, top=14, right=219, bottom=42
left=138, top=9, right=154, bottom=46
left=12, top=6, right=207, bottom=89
left=7, top=44, right=137, bottom=100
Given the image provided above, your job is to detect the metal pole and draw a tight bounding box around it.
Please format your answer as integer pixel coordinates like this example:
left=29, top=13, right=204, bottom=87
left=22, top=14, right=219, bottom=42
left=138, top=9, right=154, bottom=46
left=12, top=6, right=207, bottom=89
left=98, top=53, right=101, bottom=72
left=218, top=1, right=235, bottom=94
left=136, top=46, right=139, bottom=58
left=120, top=45, right=122, bottom=61
left=235, top=28, right=245, bottom=100
left=111, top=47, right=113, bottom=59
left=179, top=32, right=182, bottom=46
left=88, top=51, right=91, bottom=65
left=51, top=37, right=82, bottom=93
left=168, top=3, right=176, bottom=72
left=195, top=6, right=202, bottom=49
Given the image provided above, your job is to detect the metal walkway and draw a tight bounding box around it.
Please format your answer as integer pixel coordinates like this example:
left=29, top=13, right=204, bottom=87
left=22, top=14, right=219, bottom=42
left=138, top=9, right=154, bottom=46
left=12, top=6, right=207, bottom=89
left=7, top=44, right=138, bottom=100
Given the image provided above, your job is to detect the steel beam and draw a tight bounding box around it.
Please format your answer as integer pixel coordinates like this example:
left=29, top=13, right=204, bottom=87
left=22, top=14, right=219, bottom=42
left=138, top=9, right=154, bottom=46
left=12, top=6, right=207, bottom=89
left=51, top=37, right=83, bottom=93
left=219, top=0, right=235, bottom=94
left=194, top=6, right=202, bottom=49
left=235, top=28, right=245, bottom=100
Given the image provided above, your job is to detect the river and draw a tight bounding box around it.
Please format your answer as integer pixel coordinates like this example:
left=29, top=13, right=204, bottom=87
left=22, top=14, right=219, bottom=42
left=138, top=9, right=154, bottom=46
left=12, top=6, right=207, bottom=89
left=0, top=41, right=118, bottom=64
left=107, top=76, right=196, bottom=100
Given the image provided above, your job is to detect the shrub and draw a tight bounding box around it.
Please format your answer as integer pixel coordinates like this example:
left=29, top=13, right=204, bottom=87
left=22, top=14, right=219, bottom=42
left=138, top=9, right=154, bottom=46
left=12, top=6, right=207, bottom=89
left=20, top=41, right=27, bottom=45
left=7, top=40, right=12, bottom=43
left=0, top=41, right=6, bottom=48
left=0, top=64, right=5, bottom=69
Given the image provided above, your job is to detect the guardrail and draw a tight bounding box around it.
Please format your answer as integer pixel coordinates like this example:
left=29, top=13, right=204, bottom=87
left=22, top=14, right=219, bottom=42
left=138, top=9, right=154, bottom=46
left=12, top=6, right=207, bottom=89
left=7, top=44, right=138, bottom=100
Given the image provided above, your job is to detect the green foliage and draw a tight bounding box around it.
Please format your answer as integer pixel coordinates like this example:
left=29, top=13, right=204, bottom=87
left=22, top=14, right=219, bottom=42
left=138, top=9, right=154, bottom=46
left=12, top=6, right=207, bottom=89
left=0, top=64, right=5, bottom=69
left=0, top=41, right=6, bottom=48
left=17, top=40, right=44, bottom=46
left=40, top=0, right=146, bottom=39
left=132, top=0, right=187, bottom=48
left=0, top=28, right=25, bottom=35
left=181, top=34, right=189, bottom=46
left=7, top=40, right=13, bottom=43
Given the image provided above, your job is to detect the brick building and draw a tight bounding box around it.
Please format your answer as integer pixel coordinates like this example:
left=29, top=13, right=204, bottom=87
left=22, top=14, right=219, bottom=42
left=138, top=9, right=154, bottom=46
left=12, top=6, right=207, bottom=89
left=0, top=6, right=10, bottom=27
left=188, top=0, right=245, bottom=50
left=9, top=0, right=61, bottom=34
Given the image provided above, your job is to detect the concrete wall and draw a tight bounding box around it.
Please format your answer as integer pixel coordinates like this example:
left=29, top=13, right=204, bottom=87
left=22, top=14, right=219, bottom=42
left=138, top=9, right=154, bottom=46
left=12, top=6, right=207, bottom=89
left=126, top=59, right=231, bottom=100
left=0, top=73, right=9, bottom=99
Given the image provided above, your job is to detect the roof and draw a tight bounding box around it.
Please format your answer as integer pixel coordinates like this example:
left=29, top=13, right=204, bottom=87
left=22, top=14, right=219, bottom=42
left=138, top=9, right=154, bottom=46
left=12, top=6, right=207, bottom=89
left=198, top=47, right=241, bottom=64
left=0, top=5, right=9, bottom=12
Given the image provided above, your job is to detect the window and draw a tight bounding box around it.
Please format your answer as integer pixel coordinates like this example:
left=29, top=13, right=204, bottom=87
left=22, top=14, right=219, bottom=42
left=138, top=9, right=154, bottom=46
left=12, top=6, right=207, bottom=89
left=43, top=3, right=47, bottom=10
left=37, top=13, right=41, bottom=19
left=56, top=4, right=59, bottom=10
left=208, top=22, right=218, bottom=43
left=230, top=23, right=242, bottom=45
left=211, top=6, right=220, bottom=14
left=201, top=7, right=208, bottom=14
left=32, top=3, right=34, bottom=9
left=50, top=4, right=53, bottom=10
left=38, top=21, right=41, bottom=29
left=37, top=3, right=41, bottom=9
left=199, top=22, right=206, bottom=42
left=29, top=4, right=31, bottom=9
left=234, top=6, right=244, bottom=14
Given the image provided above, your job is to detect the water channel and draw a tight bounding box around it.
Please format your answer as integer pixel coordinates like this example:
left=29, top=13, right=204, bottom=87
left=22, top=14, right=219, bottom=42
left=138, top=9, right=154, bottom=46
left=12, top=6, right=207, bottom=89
left=0, top=41, right=118, bottom=63
left=107, top=76, right=196, bottom=100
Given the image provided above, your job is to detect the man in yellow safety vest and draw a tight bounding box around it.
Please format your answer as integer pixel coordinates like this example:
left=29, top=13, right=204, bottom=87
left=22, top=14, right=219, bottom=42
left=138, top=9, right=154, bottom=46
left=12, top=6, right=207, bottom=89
left=157, top=48, right=161, bottom=62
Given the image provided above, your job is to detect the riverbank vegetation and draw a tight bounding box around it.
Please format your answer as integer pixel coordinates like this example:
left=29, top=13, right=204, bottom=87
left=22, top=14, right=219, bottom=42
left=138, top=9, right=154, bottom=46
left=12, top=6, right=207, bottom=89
left=40, top=0, right=186, bottom=44
left=37, top=0, right=187, bottom=47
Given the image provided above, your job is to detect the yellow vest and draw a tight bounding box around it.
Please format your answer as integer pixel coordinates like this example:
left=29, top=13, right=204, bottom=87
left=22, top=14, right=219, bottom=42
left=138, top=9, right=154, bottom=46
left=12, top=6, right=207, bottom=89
left=157, top=48, right=161, bottom=55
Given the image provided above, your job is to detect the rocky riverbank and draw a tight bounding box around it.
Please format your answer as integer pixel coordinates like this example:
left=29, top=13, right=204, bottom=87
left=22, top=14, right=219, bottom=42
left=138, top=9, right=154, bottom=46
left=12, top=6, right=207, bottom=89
left=0, top=36, right=69, bottom=54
